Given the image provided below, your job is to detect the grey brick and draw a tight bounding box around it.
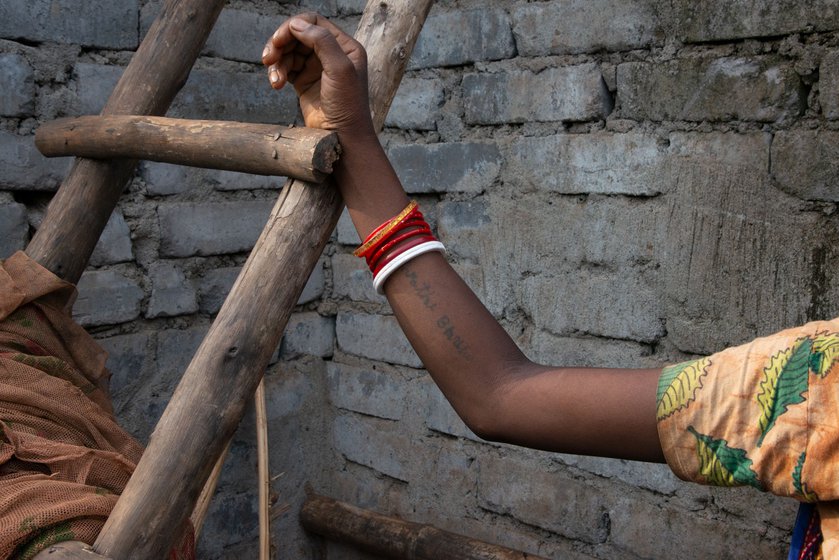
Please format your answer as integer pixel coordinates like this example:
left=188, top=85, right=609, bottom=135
left=618, top=57, right=805, bottom=122
left=0, top=53, right=35, bottom=117
left=141, top=162, right=190, bottom=196
left=822, top=50, right=839, bottom=119
left=98, top=332, right=153, bottom=404
left=203, top=9, right=281, bottom=63
left=73, top=269, right=143, bottom=327
left=171, top=68, right=299, bottom=124
left=336, top=312, right=421, bottom=368
left=211, top=170, right=284, bottom=191
left=196, top=266, right=241, bottom=314
left=74, top=63, right=124, bottom=115
left=385, top=78, right=445, bottom=131
left=195, top=260, right=322, bottom=314
left=423, top=378, right=480, bottom=442
left=556, top=454, right=681, bottom=494
left=524, top=331, right=656, bottom=370
left=0, top=0, right=139, bottom=49
left=477, top=453, right=610, bottom=543
left=388, top=142, right=501, bottom=193
left=714, top=486, right=801, bottom=533
left=0, top=131, right=71, bottom=191
left=0, top=202, right=28, bottom=259
left=663, top=133, right=827, bottom=354
left=74, top=62, right=299, bottom=124
left=464, top=64, right=611, bottom=124
left=115, top=326, right=208, bottom=441
left=609, top=496, right=787, bottom=558
left=772, top=130, right=839, bottom=202
left=327, top=362, right=406, bottom=420
left=280, top=312, right=335, bottom=358
left=506, top=132, right=670, bottom=195
left=409, top=9, right=515, bottom=70
left=158, top=201, right=272, bottom=257
left=335, top=0, right=366, bottom=15
left=437, top=200, right=491, bottom=261
left=512, top=0, right=664, bottom=56
left=521, top=268, right=663, bottom=343
left=89, top=211, right=133, bottom=267
left=335, top=208, right=360, bottom=246
left=331, top=254, right=385, bottom=303
left=298, top=259, right=326, bottom=305
left=156, top=326, right=208, bottom=378
left=146, top=261, right=198, bottom=319
left=333, top=414, right=408, bottom=481
left=673, top=0, right=839, bottom=43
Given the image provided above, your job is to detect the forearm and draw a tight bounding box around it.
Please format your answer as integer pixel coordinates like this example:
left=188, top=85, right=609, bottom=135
left=335, top=137, right=664, bottom=462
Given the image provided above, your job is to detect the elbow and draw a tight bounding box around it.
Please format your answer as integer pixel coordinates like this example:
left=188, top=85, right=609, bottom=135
left=451, top=358, right=535, bottom=444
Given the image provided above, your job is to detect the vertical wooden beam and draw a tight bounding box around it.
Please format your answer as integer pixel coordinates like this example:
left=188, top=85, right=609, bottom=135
left=25, top=0, right=228, bottom=284
left=92, top=1, right=433, bottom=558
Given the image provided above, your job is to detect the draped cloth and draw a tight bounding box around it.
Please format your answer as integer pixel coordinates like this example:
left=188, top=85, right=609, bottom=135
left=656, top=317, right=839, bottom=559
left=0, top=251, right=194, bottom=559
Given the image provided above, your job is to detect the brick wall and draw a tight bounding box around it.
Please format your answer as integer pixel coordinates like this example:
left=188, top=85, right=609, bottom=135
left=2, top=0, right=838, bottom=558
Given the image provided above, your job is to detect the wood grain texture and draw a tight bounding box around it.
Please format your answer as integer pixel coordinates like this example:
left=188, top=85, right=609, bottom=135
left=32, top=541, right=112, bottom=560
left=25, top=0, right=227, bottom=283
left=300, top=494, right=548, bottom=560
left=92, top=1, right=433, bottom=558
left=36, top=116, right=339, bottom=183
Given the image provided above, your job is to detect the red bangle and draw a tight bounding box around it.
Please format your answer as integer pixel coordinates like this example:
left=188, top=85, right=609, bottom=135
left=372, top=234, right=437, bottom=275
left=359, top=208, right=425, bottom=261
left=367, top=225, right=432, bottom=269
left=354, top=201, right=419, bottom=257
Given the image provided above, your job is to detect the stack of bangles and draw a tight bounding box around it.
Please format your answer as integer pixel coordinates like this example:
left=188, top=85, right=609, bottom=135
left=353, top=200, right=446, bottom=294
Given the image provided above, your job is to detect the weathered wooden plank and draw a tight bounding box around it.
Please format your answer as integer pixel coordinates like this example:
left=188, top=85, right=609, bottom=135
left=92, top=1, right=433, bottom=558
left=300, top=494, right=549, bottom=560
left=25, top=0, right=228, bottom=284
left=35, top=116, right=339, bottom=183
left=32, top=541, right=112, bottom=560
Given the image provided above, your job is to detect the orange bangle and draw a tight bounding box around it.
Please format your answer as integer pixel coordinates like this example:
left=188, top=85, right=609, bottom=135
left=353, top=200, right=419, bottom=257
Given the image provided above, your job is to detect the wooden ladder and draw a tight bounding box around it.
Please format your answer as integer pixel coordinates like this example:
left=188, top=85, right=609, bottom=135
left=24, top=0, right=432, bottom=557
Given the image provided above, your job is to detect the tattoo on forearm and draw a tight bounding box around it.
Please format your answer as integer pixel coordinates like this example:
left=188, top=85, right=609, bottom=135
left=404, top=267, right=473, bottom=361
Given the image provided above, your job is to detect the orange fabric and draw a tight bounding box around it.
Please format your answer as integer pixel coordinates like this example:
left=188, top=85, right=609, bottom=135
left=656, top=318, right=839, bottom=557
left=0, top=252, right=194, bottom=559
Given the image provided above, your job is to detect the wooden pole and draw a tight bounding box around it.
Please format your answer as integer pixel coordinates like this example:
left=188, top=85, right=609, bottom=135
left=33, top=542, right=113, bottom=560
left=35, top=116, right=340, bottom=183
left=92, top=2, right=433, bottom=558
left=24, top=0, right=228, bottom=284
left=300, top=494, right=549, bottom=560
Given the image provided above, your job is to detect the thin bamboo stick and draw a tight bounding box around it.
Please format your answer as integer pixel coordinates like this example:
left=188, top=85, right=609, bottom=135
left=256, top=379, right=271, bottom=560
left=190, top=439, right=232, bottom=539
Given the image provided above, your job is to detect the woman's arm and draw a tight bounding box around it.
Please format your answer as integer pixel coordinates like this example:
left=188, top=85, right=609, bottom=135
left=263, top=14, right=665, bottom=462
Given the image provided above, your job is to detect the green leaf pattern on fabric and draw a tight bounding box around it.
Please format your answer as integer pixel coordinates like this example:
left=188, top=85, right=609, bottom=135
left=688, top=426, right=762, bottom=489
left=656, top=357, right=712, bottom=421
left=13, top=522, right=75, bottom=560
left=666, top=330, right=839, bottom=501
left=756, top=337, right=812, bottom=446
left=810, top=333, right=839, bottom=378
left=793, top=451, right=818, bottom=502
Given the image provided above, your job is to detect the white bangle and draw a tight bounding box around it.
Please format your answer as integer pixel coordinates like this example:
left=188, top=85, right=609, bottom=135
left=373, top=241, right=446, bottom=294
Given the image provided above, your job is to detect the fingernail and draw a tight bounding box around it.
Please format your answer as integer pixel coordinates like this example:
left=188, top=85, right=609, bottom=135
left=270, top=71, right=280, bottom=84
left=289, top=18, right=309, bottom=31
left=262, top=45, right=270, bottom=59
